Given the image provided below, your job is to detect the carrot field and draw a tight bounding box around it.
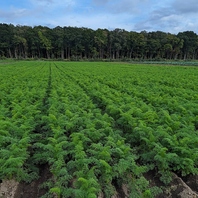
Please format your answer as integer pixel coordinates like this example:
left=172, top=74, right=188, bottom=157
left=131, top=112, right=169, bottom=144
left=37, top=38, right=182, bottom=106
left=0, top=61, right=198, bottom=198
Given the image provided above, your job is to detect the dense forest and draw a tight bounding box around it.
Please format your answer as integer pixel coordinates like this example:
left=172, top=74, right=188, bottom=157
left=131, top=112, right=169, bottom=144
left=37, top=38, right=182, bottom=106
left=0, top=23, right=198, bottom=60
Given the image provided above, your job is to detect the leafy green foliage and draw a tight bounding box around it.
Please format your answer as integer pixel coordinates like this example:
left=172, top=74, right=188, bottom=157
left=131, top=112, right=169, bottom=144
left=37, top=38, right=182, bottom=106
left=1, top=61, right=198, bottom=197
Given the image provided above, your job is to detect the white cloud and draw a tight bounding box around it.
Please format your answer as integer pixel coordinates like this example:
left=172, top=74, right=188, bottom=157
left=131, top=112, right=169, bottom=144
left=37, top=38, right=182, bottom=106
left=1, top=0, right=198, bottom=33
left=0, top=7, right=30, bottom=21
left=30, top=0, right=75, bottom=5
left=172, top=0, right=198, bottom=13
left=44, top=12, right=134, bottom=30
left=92, top=0, right=110, bottom=5
left=131, top=0, right=198, bottom=33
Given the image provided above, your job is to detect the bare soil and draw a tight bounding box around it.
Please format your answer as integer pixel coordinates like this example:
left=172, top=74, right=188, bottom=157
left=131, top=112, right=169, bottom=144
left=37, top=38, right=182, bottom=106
left=0, top=179, right=19, bottom=198
left=144, top=171, right=198, bottom=198
left=14, top=164, right=52, bottom=198
left=0, top=167, right=198, bottom=198
left=0, top=164, right=51, bottom=198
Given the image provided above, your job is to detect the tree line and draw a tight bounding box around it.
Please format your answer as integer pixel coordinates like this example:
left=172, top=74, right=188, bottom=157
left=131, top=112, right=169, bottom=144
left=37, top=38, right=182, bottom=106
left=0, top=23, right=198, bottom=60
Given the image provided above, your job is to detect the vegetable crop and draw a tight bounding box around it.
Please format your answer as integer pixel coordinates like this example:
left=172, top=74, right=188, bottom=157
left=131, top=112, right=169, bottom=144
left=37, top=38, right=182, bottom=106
left=0, top=61, right=198, bottom=197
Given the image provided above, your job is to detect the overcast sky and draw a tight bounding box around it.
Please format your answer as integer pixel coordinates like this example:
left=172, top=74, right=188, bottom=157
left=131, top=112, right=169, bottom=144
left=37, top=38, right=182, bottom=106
left=1, top=0, right=198, bottom=34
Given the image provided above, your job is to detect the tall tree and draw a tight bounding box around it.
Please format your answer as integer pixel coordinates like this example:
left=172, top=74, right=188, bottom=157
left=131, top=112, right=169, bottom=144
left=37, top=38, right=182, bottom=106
left=37, top=27, right=52, bottom=59
left=0, top=23, right=198, bottom=60
left=0, top=24, right=14, bottom=58
left=53, top=26, right=64, bottom=59
left=94, top=29, right=108, bottom=59
left=177, top=31, right=198, bottom=59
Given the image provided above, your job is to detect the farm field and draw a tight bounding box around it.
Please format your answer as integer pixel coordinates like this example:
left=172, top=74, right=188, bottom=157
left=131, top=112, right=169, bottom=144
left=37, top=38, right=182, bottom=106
left=0, top=61, right=198, bottom=198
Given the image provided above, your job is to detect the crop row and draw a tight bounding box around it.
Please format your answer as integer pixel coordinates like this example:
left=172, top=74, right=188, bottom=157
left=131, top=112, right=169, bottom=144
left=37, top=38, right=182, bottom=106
left=0, top=62, right=159, bottom=198
left=34, top=63, right=155, bottom=197
left=0, top=63, right=49, bottom=182
left=1, top=61, right=198, bottom=198
left=56, top=62, right=198, bottom=183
